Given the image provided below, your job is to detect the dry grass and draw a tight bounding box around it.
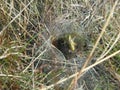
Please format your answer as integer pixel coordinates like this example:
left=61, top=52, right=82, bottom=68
left=0, top=0, right=120, bottom=90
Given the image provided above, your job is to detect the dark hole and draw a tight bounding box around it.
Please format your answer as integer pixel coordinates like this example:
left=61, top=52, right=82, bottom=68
left=52, top=37, right=72, bottom=59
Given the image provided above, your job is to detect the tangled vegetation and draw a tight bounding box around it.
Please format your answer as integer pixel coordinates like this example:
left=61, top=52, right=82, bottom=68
left=0, top=0, right=120, bottom=90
